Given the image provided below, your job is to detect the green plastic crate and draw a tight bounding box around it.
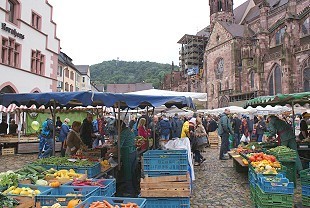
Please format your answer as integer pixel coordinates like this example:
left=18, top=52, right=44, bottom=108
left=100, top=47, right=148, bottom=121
left=255, top=186, right=293, bottom=207
left=300, top=168, right=310, bottom=185
left=250, top=184, right=257, bottom=206
left=280, top=160, right=296, bottom=187
left=302, top=195, right=310, bottom=207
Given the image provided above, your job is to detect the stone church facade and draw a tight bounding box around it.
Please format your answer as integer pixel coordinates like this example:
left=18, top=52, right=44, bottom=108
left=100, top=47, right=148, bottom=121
left=206, top=0, right=310, bottom=108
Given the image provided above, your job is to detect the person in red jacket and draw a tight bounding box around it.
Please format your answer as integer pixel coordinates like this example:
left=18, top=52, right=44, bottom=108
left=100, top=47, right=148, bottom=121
left=138, top=118, right=151, bottom=139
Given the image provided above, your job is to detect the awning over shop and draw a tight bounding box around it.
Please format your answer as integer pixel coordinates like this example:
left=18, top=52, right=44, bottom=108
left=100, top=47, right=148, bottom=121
left=244, top=92, right=310, bottom=108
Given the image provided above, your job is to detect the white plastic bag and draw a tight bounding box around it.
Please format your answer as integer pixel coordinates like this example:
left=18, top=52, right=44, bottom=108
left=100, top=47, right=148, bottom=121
left=240, top=134, right=250, bottom=143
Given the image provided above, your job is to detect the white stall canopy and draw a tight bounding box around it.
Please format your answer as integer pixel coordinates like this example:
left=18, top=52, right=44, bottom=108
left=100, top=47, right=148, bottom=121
left=126, top=89, right=208, bottom=101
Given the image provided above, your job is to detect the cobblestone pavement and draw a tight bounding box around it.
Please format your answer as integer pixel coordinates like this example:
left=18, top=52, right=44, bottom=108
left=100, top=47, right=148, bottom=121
left=0, top=149, right=303, bottom=208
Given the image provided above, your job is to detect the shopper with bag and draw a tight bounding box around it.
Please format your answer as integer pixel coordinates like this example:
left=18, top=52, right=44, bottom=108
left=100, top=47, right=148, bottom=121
left=240, top=115, right=250, bottom=145
left=218, top=109, right=234, bottom=160
left=193, top=117, right=207, bottom=166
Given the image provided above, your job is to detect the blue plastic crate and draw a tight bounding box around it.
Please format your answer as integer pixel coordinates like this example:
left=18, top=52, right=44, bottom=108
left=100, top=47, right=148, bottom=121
left=66, top=179, right=116, bottom=196
left=144, top=170, right=188, bottom=177
left=145, top=197, right=190, bottom=208
left=76, top=196, right=146, bottom=208
left=302, top=185, right=310, bottom=197
left=58, top=162, right=101, bottom=178
left=6, top=184, right=52, bottom=197
left=35, top=186, right=100, bottom=206
left=143, top=150, right=188, bottom=174
left=257, top=175, right=294, bottom=194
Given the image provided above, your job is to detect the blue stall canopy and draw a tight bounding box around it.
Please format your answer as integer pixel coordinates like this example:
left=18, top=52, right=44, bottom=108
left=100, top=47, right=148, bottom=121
left=0, top=91, right=195, bottom=109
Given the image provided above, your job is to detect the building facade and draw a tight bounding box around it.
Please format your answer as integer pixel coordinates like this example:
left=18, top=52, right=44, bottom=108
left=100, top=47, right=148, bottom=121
left=106, top=83, right=153, bottom=93
left=0, top=0, right=60, bottom=93
left=76, top=65, right=91, bottom=91
left=205, top=0, right=310, bottom=108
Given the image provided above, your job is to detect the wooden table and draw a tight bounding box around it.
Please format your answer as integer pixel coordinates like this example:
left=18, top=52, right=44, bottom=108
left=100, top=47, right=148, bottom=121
left=228, top=151, right=248, bottom=173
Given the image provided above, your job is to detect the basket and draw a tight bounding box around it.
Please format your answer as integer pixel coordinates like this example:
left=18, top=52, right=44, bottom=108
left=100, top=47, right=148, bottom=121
left=35, top=186, right=100, bottom=206
left=76, top=196, right=147, bottom=208
left=143, top=150, right=188, bottom=176
left=144, top=197, right=190, bottom=208
left=58, top=162, right=101, bottom=178
left=257, top=175, right=294, bottom=194
left=66, top=179, right=116, bottom=197
left=2, top=148, right=15, bottom=155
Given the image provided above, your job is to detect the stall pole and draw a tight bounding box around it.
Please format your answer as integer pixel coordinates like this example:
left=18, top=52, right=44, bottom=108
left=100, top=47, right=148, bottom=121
left=152, top=107, right=156, bottom=149
left=49, top=101, right=57, bottom=156
left=117, top=102, right=121, bottom=171
left=291, top=101, right=295, bottom=134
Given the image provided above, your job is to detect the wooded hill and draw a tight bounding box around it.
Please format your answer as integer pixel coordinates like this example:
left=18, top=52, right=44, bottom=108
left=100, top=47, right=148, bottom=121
left=90, top=60, right=178, bottom=89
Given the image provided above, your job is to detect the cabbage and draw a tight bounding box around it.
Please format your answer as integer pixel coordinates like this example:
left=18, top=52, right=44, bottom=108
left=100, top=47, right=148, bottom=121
left=35, top=179, right=48, bottom=186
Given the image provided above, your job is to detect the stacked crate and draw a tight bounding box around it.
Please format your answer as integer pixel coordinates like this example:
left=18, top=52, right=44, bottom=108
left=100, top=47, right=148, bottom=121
left=141, top=150, right=191, bottom=208
left=208, top=131, right=220, bottom=148
left=301, top=168, right=310, bottom=207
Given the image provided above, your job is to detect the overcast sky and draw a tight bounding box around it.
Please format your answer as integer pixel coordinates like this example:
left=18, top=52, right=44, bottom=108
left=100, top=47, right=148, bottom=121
left=48, top=0, right=244, bottom=65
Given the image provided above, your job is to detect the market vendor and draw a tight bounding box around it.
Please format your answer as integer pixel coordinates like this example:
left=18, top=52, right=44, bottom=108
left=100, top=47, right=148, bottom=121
left=108, top=120, right=138, bottom=197
left=80, top=112, right=96, bottom=148
left=66, top=121, right=86, bottom=156
left=266, top=115, right=303, bottom=172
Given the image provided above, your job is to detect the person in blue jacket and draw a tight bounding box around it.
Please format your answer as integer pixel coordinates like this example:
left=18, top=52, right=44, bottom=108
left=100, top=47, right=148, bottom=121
left=59, top=118, right=70, bottom=157
left=159, top=114, right=172, bottom=140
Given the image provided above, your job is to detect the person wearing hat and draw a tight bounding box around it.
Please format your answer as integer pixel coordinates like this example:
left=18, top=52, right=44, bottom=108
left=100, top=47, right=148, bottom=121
left=59, top=118, right=70, bottom=157
left=299, top=112, right=309, bottom=141
left=218, top=109, right=234, bottom=160
left=267, top=115, right=303, bottom=172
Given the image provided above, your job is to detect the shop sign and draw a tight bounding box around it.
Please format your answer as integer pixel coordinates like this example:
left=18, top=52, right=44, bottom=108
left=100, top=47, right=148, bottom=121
left=1, top=23, right=25, bottom=39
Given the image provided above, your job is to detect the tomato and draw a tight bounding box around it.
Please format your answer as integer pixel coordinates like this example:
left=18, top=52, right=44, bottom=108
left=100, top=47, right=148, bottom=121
left=256, top=157, right=263, bottom=161
left=249, top=156, right=256, bottom=162
left=269, top=155, right=276, bottom=162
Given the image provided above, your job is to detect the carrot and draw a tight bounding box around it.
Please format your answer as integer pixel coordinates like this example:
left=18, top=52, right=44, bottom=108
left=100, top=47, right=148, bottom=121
left=103, top=200, right=114, bottom=208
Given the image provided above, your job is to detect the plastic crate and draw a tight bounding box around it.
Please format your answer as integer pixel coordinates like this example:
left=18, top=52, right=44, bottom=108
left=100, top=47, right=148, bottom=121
left=66, top=179, right=116, bottom=196
left=280, top=160, right=296, bottom=187
left=300, top=168, right=310, bottom=185
left=35, top=186, right=100, bottom=206
left=144, top=197, right=190, bottom=208
left=302, top=185, right=310, bottom=197
left=302, top=196, right=310, bottom=207
left=143, top=150, right=188, bottom=175
left=250, top=184, right=257, bottom=206
left=58, top=162, right=101, bottom=178
left=257, top=175, right=294, bottom=194
left=255, top=185, right=293, bottom=207
left=6, top=184, right=52, bottom=197
left=76, top=196, right=146, bottom=208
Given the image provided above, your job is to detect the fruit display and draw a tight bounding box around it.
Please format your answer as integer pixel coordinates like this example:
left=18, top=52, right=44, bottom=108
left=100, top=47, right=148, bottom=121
left=101, top=160, right=110, bottom=168
left=251, top=160, right=281, bottom=174
left=135, top=136, right=147, bottom=149
left=242, top=159, right=249, bottom=165
left=72, top=179, right=106, bottom=187
left=67, top=199, right=82, bottom=208
left=2, top=186, right=41, bottom=197
left=46, top=169, right=85, bottom=180
left=247, top=152, right=277, bottom=163
left=88, top=200, right=139, bottom=208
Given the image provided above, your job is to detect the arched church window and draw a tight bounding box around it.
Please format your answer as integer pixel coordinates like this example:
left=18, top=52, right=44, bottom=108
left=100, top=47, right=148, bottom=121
left=250, top=71, right=255, bottom=89
left=218, top=0, right=223, bottom=12
left=268, top=65, right=282, bottom=95
left=275, top=27, right=285, bottom=45
left=216, top=58, right=224, bottom=75
left=302, top=17, right=310, bottom=36
left=303, top=68, right=310, bottom=92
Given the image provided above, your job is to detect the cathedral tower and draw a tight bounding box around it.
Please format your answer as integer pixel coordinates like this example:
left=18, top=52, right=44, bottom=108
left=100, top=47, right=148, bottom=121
left=210, top=0, right=234, bottom=28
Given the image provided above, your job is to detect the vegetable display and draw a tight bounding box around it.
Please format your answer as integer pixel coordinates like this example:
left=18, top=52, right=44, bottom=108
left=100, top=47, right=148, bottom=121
left=88, top=200, right=139, bottom=208
left=0, top=171, right=19, bottom=189
left=15, top=164, right=47, bottom=183
left=0, top=193, right=19, bottom=208
left=2, top=186, right=41, bottom=197
left=72, top=179, right=106, bottom=187
left=32, top=156, right=97, bottom=167
left=267, top=146, right=297, bottom=160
